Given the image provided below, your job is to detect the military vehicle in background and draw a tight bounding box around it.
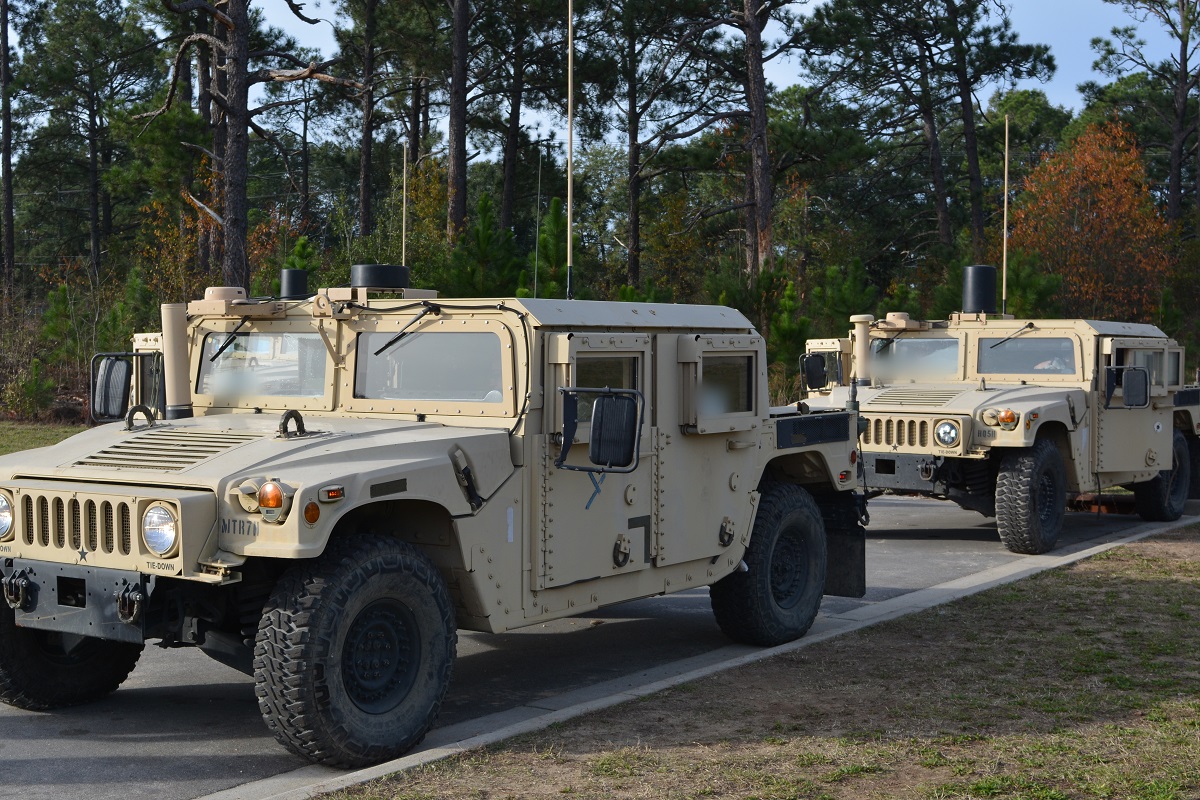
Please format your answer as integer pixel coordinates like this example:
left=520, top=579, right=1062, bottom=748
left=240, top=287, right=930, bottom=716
left=0, top=265, right=866, bottom=767
left=804, top=264, right=1200, bottom=555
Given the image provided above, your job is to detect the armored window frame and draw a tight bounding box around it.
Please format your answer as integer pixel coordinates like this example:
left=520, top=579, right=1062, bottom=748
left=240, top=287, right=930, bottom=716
left=192, top=322, right=336, bottom=412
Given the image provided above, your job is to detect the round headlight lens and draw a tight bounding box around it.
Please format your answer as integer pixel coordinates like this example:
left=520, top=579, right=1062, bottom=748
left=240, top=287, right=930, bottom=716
left=934, top=421, right=960, bottom=447
left=0, top=494, right=12, bottom=541
left=143, top=505, right=178, bottom=556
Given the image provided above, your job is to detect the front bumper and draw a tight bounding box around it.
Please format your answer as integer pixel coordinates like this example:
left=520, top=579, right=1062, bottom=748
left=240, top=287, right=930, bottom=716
left=2, top=559, right=150, bottom=644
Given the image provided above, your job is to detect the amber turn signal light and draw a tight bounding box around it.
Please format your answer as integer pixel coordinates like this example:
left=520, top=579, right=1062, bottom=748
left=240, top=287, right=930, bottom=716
left=258, top=481, right=284, bottom=509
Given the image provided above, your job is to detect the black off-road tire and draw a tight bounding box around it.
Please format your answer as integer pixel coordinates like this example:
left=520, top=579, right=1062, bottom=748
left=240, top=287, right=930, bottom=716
left=995, top=439, right=1066, bottom=555
left=1186, top=435, right=1200, bottom=500
left=710, top=483, right=828, bottom=646
left=253, top=535, right=457, bottom=768
left=1134, top=430, right=1190, bottom=522
left=0, top=603, right=143, bottom=710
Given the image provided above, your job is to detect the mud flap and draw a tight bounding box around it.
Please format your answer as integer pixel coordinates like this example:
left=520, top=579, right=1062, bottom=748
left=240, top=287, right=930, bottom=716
left=823, top=526, right=866, bottom=597
left=818, top=491, right=867, bottom=598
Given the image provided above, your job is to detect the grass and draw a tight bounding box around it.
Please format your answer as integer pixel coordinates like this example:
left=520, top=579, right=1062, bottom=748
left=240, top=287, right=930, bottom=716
left=0, top=420, right=85, bottom=457
left=325, top=529, right=1200, bottom=800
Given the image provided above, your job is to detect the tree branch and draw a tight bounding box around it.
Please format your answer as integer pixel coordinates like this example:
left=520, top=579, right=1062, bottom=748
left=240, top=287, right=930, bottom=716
left=282, top=0, right=319, bottom=25
left=161, top=0, right=233, bottom=29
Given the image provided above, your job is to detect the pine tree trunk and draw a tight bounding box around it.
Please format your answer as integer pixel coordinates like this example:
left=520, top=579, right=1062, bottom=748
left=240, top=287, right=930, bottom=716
left=624, top=16, right=640, bottom=288
left=447, top=0, right=469, bottom=239
left=87, top=105, right=102, bottom=282
left=221, top=0, right=251, bottom=290
left=743, top=0, right=773, bottom=274
left=499, top=42, right=524, bottom=233
left=0, top=0, right=15, bottom=303
left=408, top=77, right=421, bottom=162
left=945, top=0, right=985, bottom=260
left=359, top=0, right=377, bottom=237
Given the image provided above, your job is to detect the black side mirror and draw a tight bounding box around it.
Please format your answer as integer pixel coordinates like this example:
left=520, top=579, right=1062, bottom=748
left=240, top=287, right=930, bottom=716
left=1122, top=367, right=1150, bottom=408
left=1104, top=365, right=1150, bottom=409
left=554, top=387, right=644, bottom=474
left=801, top=353, right=828, bottom=391
left=91, top=356, right=132, bottom=422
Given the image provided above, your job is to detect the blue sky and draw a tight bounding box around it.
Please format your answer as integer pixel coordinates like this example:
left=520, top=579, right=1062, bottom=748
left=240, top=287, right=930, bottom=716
left=260, top=0, right=1181, bottom=114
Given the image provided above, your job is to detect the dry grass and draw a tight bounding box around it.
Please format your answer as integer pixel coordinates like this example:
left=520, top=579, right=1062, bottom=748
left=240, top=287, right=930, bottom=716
left=330, top=530, right=1200, bottom=800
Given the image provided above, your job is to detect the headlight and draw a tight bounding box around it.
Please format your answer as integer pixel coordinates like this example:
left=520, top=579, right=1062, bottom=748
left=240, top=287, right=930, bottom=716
left=934, top=421, right=960, bottom=447
left=0, top=493, right=12, bottom=541
left=142, top=505, right=178, bottom=556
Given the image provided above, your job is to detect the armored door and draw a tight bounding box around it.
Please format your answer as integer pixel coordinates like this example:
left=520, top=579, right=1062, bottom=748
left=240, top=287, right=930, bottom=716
left=536, top=334, right=657, bottom=589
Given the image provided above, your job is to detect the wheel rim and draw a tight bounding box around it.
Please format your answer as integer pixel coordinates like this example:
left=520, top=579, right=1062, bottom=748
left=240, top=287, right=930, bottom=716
left=342, top=599, right=421, bottom=715
left=768, top=527, right=808, bottom=610
left=31, top=631, right=99, bottom=666
left=1036, top=468, right=1059, bottom=524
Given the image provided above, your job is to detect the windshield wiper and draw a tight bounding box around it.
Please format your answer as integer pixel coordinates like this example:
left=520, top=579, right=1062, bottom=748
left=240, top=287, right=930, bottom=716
left=373, top=301, right=442, bottom=356
left=209, top=317, right=250, bottom=362
left=874, top=330, right=904, bottom=353
left=988, top=322, right=1035, bottom=349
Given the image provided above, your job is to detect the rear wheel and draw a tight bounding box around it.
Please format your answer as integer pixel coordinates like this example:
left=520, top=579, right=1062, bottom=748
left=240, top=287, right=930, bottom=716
left=1135, top=430, right=1190, bottom=522
left=254, top=534, right=456, bottom=768
left=1186, top=435, right=1200, bottom=500
left=710, top=483, right=827, bottom=646
left=0, top=604, right=143, bottom=710
left=995, top=439, right=1066, bottom=555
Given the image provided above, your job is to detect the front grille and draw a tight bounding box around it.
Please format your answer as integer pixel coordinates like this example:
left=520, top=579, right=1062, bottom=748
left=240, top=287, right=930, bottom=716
left=863, top=416, right=930, bottom=448
left=75, top=428, right=260, bottom=472
left=18, top=490, right=134, bottom=559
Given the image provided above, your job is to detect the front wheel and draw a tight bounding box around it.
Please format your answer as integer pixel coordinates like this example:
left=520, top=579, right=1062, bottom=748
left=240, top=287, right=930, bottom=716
left=0, top=604, right=143, bottom=710
left=710, top=483, right=828, bottom=646
left=995, top=439, right=1066, bottom=555
left=253, top=535, right=457, bottom=768
left=1134, top=430, right=1190, bottom=522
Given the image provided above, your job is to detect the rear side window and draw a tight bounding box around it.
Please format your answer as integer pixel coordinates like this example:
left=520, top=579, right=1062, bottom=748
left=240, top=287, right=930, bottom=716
left=700, top=355, right=754, bottom=414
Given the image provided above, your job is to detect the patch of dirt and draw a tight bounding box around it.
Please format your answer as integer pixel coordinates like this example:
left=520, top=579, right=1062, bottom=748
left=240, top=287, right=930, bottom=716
left=335, top=531, right=1200, bottom=800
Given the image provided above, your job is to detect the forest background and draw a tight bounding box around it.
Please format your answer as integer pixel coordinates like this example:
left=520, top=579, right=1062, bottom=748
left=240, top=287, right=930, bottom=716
left=0, top=0, right=1196, bottom=418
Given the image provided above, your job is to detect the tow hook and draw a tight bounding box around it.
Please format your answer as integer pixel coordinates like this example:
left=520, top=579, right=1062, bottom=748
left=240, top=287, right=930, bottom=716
left=116, top=584, right=145, bottom=625
left=918, top=460, right=937, bottom=481
left=2, top=569, right=32, bottom=611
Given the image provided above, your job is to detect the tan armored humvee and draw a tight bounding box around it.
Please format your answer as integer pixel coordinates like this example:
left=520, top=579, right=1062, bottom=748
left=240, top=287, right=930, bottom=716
left=804, top=265, right=1199, bottom=555
left=0, top=265, right=865, bottom=767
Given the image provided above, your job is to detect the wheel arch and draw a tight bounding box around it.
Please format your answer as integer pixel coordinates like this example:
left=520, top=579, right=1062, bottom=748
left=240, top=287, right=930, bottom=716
left=1031, top=420, right=1079, bottom=489
left=326, top=498, right=468, bottom=592
left=760, top=451, right=841, bottom=493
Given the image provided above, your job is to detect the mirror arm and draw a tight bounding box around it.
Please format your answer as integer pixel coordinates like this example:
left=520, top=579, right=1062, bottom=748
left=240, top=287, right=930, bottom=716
left=554, top=390, right=579, bottom=468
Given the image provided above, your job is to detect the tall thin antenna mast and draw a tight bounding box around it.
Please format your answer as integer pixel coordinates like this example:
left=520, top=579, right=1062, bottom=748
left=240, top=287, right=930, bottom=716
left=566, top=0, right=574, bottom=300
left=402, top=142, right=409, bottom=267
left=534, top=146, right=543, bottom=298
left=1002, top=114, right=1009, bottom=315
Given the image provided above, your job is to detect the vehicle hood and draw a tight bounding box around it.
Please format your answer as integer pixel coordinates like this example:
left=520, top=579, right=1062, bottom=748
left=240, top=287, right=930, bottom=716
left=812, top=382, right=1089, bottom=417
left=0, top=415, right=515, bottom=502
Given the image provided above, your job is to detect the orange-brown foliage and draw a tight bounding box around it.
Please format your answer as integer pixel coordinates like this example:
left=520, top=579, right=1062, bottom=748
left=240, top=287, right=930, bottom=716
left=1010, top=121, right=1175, bottom=322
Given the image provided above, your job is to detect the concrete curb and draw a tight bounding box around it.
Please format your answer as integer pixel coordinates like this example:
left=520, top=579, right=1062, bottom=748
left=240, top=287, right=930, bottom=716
left=199, top=514, right=1199, bottom=800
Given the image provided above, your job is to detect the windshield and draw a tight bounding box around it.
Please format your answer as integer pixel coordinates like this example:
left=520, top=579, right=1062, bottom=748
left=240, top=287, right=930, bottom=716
left=978, top=336, right=1077, bottom=376
left=871, top=337, right=960, bottom=380
left=355, top=331, right=505, bottom=402
left=197, top=331, right=328, bottom=398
